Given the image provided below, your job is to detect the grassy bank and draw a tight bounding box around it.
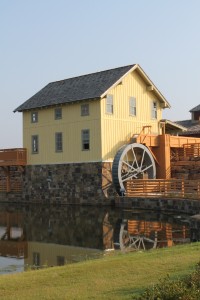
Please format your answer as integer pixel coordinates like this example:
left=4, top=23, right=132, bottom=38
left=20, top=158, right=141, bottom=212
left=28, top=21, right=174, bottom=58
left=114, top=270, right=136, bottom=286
left=1, top=243, right=200, bottom=300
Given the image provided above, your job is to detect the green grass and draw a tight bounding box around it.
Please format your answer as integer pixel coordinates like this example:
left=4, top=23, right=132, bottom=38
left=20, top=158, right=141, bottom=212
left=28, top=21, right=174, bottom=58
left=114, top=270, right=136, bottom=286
left=1, top=243, right=200, bottom=299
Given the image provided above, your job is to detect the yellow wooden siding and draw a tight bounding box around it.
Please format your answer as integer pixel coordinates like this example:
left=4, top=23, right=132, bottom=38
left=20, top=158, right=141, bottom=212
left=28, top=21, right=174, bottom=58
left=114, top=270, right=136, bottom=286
left=23, top=69, right=165, bottom=165
left=101, top=70, right=163, bottom=161
left=23, top=100, right=102, bottom=164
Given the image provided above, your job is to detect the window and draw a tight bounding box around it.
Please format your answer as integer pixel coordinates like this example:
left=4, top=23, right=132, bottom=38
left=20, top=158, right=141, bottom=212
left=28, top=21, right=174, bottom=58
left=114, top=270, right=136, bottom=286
left=31, top=112, right=38, bottom=123
left=32, top=135, right=39, bottom=153
left=82, top=129, right=90, bottom=150
left=54, top=107, right=62, bottom=120
left=55, top=132, right=63, bottom=152
left=129, top=97, right=136, bottom=116
left=33, top=252, right=40, bottom=266
left=57, top=256, right=65, bottom=266
left=81, top=104, right=89, bottom=116
left=106, top=94, right=113, bottom=114
left=151, top=101, right=157, bottom=119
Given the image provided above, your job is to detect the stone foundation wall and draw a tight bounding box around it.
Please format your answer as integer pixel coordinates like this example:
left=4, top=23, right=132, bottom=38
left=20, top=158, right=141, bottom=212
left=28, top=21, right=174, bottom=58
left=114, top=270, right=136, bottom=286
left=3, top=162, right=115, bottom=205
left=115, top=196, right=200, bottom=214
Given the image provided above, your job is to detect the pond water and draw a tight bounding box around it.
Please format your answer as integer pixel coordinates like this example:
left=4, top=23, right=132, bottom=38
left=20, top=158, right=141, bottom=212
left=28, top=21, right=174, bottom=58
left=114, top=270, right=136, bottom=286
left=0, top=203, right=194, bottom=275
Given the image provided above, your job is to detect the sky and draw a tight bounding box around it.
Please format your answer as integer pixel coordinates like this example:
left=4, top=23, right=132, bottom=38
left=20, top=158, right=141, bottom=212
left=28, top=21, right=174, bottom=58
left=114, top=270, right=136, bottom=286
left=1, top=0, right=200, bottom=148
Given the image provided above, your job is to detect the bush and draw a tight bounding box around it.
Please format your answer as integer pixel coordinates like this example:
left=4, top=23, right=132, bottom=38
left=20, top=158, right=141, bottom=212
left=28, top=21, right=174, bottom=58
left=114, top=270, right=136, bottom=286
left=133, top=262, right=200, bottom=300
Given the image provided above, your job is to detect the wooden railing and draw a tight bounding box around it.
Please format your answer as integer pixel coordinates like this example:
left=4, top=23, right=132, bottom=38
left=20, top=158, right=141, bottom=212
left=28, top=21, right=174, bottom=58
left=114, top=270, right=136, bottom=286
left=0, top=148, right=27, bottom=166
left=126, top=179, right=200, bottom=199
left=171, top=143, right=200, bottom=161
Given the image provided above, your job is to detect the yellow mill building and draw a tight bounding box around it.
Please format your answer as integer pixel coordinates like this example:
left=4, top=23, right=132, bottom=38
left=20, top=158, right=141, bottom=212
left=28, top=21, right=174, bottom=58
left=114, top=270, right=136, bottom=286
left=13, top=64, right=184, bottom=204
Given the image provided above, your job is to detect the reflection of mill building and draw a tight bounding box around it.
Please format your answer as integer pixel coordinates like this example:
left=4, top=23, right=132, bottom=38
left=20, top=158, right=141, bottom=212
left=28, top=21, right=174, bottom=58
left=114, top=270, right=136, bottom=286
left=10, top=64, right=185, bottom=204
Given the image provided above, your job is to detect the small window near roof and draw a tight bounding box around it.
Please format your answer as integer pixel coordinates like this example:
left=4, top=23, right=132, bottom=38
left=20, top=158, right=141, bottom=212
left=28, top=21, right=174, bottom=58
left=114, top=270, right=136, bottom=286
left=31, top=112, right=38, bottom=123
left=81, top=104, right=89, bottom=116
left=82, top=129, right=90, bottom=150
left=129, top=97, right=136, bottom=116
left=55, top=107, right=62, bottom=120
left=106, top=95, right=113, bottom=114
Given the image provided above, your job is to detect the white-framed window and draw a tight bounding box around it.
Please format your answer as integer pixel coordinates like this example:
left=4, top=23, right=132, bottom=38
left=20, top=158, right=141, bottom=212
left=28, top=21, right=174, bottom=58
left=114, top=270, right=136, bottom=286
left=31, top=112, right=38, bottom=123
left=151, top=101, right=157, bottom=119
left=106, top=94, right=113, bottom=114
left=32, top=135, right=39, bottom=154
left=55, top=132, right=63, bottom=152
left=55, top=107, right=62, bottom=120
left=81, top=129, right=90, bottom=150
left=129, top=97, right=136, bottom=116
left=81, top=104, right=89, bottom=116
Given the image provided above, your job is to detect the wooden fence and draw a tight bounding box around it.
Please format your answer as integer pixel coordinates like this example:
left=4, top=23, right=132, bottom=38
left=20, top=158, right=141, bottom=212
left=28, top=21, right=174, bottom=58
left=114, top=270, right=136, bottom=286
left=171, top=143, right=200, bottom=161
left=126, top=179, right=200, bottom=199
left=0, top=148, right=27, bottom=166
left=0, top=179, right=22, bottom=192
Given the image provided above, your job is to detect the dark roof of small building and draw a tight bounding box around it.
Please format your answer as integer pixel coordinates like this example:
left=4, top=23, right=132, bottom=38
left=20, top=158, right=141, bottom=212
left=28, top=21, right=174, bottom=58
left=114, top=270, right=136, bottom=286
left=190, top=104, right=200, bottom=112
left=176, top=119, right=200, bottom=135
left=14, top=64, right=135, bottom=112
left=160, top=119, right=187, bottom=132
left=176, top=120, right=193, bottom=128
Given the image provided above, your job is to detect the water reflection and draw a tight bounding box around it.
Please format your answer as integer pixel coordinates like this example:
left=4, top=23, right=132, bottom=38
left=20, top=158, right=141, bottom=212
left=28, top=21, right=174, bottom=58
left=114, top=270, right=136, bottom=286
left=0, top=203, right=192, bottom=274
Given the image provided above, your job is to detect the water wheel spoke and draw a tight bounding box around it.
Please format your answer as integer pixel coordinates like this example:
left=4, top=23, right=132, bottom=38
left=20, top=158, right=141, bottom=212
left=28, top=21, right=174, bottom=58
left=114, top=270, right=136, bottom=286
left=140, top=149, right=145, bottom=169
left=141, top=237, right=146, bottom=250
left=130, top=237, right=140, bottom=248
left=122, top=160, right=138, bottom=172
left=122, top=173, right=138, bottom=182
left=142, top=164, right=153, bottom=173
left=132, top=147, right=139, bottom=169
left=143, top=237, right=156, bottom=244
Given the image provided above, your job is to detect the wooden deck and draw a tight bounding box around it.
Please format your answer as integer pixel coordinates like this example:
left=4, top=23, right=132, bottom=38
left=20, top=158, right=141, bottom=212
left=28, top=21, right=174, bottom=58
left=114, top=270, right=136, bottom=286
left=0, top=148, right=27, bottom=166
left=0, top=148, right=27, bottom=192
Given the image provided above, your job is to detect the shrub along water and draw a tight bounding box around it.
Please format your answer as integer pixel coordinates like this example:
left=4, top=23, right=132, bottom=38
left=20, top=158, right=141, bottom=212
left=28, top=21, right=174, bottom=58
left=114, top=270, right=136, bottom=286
left=133, top=262, right=200, bottom=299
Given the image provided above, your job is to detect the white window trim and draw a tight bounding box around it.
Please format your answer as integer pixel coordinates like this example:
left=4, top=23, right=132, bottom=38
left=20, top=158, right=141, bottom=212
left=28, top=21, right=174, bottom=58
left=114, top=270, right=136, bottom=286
left=151, top=101, right=157, bottom=119
left=106, top=94, right=113, bottom=114
left=129, top=97, right=136, bottom=116
left=31, top=112, right=38, bottom=123
left=81, top=129, right=90, bottom=151
left=55, top=132, right=63, bottom=152
left=81, top=104, right=89, bottom=116
left=54, top=107, right=62, bottom=120
left=32, top=135, right=39, bottom=154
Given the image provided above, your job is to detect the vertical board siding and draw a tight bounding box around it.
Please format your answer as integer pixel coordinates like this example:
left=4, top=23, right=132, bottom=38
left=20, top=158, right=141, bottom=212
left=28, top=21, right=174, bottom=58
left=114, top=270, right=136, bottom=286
left=101, top=70, right=163, bottom=161
left=23, top=69, right=165, bottom=165
left=23, top=100, right=101, bottom=164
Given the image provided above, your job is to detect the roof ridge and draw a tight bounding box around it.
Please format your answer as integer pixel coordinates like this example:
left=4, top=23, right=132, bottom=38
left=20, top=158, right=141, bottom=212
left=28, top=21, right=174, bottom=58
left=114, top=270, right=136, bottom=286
left=51, top=64, right=135, bottom=84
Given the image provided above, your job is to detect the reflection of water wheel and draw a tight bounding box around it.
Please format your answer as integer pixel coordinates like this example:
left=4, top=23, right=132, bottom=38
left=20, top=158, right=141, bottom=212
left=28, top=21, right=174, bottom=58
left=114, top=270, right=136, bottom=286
left=119, top=223, right=157, bottom=251
left=112, top=143, right=156, bottom=195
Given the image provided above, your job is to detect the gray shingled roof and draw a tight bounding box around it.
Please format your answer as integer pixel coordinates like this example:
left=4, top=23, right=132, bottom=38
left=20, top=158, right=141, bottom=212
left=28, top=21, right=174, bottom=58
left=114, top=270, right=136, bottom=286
left=190, top=104, right=200, bottom=112
left=14, top=64, right=135, bottom=112
left=176, top=120, right=193, bottom=128
left=176, top=119, right=200, bottom=135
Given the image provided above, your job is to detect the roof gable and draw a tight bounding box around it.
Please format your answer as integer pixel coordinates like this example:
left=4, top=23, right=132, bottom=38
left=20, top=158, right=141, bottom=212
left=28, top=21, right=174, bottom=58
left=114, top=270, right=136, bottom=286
left=14, top=64, right=170, bottom=112
left=190, top=104, right=200, bottom=112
